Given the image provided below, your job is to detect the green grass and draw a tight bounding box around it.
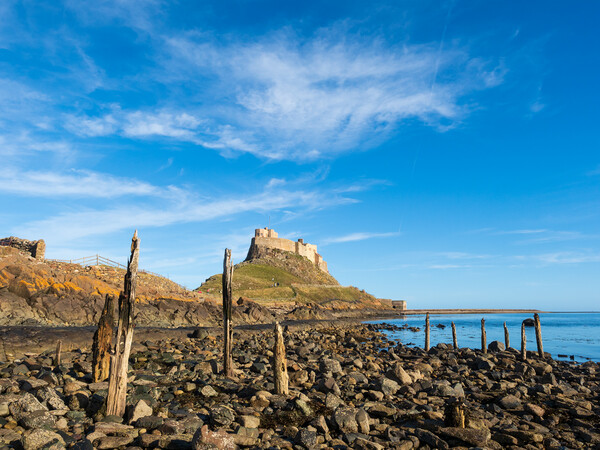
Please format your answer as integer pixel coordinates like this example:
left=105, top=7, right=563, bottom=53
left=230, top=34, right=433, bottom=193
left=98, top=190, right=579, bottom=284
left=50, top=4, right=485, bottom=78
left=200, top=263, right=304, bottom=293
left=197, top=252, right=385, bottom=307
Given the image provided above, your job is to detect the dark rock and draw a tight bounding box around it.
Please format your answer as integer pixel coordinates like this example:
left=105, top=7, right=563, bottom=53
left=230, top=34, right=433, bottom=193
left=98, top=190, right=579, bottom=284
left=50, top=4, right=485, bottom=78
left=319, top=358, right=343, bottom=374
left=439, top=427, right=491, bottom=447
left=136, top=415, right=164, bottom=430
left=497, top=394, right=522, bottom=410
left=333, top=407, right=358, bottom=433
left=71, top=439, right=94, bottom=450
left=295, top=429, right=317, bottom=448
left=413, top=429, right=449, bottom=449
left=210, top=405, right=236, bottom=428
left=488, top=341, right=505, bottom=352
left=191, top=329, right=208, bottom=340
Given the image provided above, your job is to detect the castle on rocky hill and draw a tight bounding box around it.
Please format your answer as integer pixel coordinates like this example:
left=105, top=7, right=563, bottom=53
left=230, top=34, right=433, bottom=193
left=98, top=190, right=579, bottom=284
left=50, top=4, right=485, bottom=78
left=245, top=228, right=329, bottom=273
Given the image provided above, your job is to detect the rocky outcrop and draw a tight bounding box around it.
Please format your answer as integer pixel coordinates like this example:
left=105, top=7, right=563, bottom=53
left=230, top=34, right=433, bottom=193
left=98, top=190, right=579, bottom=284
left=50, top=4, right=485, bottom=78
left=241, top=248, right=339, bottom=286
left=0, top=250, right=222, bottom=327
left=0, top=237, right=45, bottom=259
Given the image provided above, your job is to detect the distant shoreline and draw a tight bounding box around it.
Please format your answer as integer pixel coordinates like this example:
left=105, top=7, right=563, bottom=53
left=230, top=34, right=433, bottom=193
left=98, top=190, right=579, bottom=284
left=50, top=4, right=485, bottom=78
left=398, top=308, right=546, bottom=315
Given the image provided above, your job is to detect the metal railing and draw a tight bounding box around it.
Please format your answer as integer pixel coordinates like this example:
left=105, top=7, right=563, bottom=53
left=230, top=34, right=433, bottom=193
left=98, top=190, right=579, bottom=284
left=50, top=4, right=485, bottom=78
left=46, top=254, right=163, bottom=279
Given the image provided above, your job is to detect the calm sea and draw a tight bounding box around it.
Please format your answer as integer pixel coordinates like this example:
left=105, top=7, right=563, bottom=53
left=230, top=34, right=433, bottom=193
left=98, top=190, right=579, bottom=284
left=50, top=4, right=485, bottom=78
left=365, top=312, right=600, bottom=363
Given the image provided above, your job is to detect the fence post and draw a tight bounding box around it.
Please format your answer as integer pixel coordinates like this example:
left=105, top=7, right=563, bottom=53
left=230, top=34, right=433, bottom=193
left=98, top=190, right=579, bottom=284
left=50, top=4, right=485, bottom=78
left=222, top=249, right=234, bottom=378
left=451, top=321, right=458, bottom=350
left=534, top=313, right=544, bottom=358
left=481, top=318, right=487, bottom=354
left=425, top=313, right=430, bottom=351
left=521, top=321, right=527, bottom=361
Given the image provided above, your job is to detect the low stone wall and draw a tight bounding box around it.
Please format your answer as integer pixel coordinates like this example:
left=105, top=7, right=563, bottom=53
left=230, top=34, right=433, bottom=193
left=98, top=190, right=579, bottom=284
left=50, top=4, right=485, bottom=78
left=0, top=237, right=45, bottom=260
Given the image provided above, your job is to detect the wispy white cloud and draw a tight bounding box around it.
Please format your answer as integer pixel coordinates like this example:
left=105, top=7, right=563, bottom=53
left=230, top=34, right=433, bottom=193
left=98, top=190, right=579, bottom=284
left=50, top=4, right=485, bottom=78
left=122, top=111, right=203, bottom=139
left=534, top=252, right=600, bottom=264
left=0, top=134, right=75, bottom=159
left=428, top=264, right=471, bottom=269
left=17, top=185, right=357, bottom=245
left=437, top=251, right=494, bottom=260
left=495, top=228, right=597, bottom=244
left=0, top=167, right=175, bottom=198
left=64, top=27, right=505, bottom=161
left=496, top=229, right=547, bottom=235
left=64, top=0, right=165, bottom=33
left=322, top=231, right=401, bottom=245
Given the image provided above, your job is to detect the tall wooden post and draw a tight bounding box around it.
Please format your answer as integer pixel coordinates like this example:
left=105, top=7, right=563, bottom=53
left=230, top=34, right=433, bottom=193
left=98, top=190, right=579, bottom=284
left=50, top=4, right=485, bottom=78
left=481, top=318, right=487, bottom=354
left=503, top=322, right=510, bottom=349
left=222, top=249, right=234, bottom=378
left=425, top=313, right=430, bottom=351
left=106, top=231, right=139, bottom=417
left=54, top=340, right=62, bottom=366
left=451, top=322, right=458, bottom=350
left=92, top=294, right=115, bottom=382
left=533, top=313, right=544, bottom=358
left=520, top=321, right=527, bottom=361
left=273, top=322, right=289, bottom=395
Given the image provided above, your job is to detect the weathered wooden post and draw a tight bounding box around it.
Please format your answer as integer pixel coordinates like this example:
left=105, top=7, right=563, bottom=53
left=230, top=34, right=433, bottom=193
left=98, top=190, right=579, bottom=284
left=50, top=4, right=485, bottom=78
left=106, top=231, right=139, bottom=417
left=222, top=249, right=234, bottom=378
left=273, top=322, right=289, bottom=395
left=54, top=340, right=62, bottom=366
left=92, top=294, right=115, bottom=382
left=533, top=313, right=544, bottom=358
left=451, top=322, right=458, bottom=350
left=520, top=321, right=527, bottom=361
left=481, top=318, right=487, bottom=354
left=425, top=313, right=430, bottom=351
left=503, top=322, right=510, bottom=349
left=444, top=398, right=466, bottom=428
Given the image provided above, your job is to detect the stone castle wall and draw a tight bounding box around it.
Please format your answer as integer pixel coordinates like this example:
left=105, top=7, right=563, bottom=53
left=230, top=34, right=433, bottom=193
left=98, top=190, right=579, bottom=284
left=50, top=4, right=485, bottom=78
left=246, top=228, right=329, bottom=273
left=0, top=236, right=46, bottom=260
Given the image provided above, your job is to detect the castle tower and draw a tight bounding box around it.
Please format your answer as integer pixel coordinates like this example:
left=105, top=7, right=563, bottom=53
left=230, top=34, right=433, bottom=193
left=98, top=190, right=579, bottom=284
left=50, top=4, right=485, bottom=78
left=246, top=228, right=328, bottom=273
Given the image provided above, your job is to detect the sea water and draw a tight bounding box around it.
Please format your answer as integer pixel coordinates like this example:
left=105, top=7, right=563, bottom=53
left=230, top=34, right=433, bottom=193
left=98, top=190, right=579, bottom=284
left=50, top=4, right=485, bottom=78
left=366, top=312, right=600, bottom=363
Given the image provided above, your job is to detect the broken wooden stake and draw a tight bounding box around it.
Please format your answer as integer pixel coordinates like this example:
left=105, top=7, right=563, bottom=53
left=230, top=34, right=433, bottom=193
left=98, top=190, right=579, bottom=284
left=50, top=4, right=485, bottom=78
left=451, top=321, right=458, bottom=350
left=54, top=340, right=62, bottom=366
left=444, top=398, right=467, bottom=428
left=222, top=248, right=234, bottom=378
left=481, top=318, right=487, bottom=354
left=273, top=322, right=289, bottom=395
left=106, top=230, right=139, bottom=417
left=534, top=313, right=544, bottom=358
left=504, top=321, right=510, bottom=349
left=521, top=321, right=527, bottom=361
left=425, top=313, right=430, bottom=351
left=92, top=294, right=115, bottom=382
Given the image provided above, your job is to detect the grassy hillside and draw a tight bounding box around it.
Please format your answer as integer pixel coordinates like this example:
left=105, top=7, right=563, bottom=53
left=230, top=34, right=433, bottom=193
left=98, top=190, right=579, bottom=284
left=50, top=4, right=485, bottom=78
left=197, top=251, right=390, bottom=309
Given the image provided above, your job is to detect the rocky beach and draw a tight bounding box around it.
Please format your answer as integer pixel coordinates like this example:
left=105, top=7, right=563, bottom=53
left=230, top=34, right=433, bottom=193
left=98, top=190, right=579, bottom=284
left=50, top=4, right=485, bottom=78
left=0, top=321, right=598, bottom=449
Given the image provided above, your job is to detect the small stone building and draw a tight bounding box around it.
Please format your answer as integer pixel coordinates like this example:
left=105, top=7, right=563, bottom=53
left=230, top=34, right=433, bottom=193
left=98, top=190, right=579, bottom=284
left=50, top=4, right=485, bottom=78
left=0, top=237, right=46, bottom=259
left=391, top=300, right=407, bottom=310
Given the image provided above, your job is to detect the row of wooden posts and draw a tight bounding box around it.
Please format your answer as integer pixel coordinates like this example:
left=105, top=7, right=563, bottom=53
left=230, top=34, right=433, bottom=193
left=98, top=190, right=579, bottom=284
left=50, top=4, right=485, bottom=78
left=77, top=231, right=547, bottom=419
left=79, top=233, right=290, bottom=420
left=221, top=248, right=289, bottom=394
left=424, top=312, right=544, bottom=360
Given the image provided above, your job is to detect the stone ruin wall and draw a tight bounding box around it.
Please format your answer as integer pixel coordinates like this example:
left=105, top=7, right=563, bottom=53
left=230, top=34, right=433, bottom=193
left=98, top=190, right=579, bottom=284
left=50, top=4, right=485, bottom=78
left=0, top=236, right=46, bottom=260
left=247, top=228, right=329, bottom=273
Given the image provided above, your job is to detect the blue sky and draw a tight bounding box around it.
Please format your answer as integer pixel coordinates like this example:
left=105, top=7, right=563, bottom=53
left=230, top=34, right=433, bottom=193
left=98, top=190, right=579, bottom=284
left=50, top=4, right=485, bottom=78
left=1, top=1, right=599, bottom=310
